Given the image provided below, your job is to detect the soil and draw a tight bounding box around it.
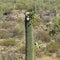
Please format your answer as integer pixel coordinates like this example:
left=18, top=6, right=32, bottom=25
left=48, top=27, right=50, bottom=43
left=35, top=55, right=59, bottom=60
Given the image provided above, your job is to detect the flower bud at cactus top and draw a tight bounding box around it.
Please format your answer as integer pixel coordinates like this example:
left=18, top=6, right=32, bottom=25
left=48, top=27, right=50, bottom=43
left=25, top=12, right=30, bottom=21
left=26, top=16, right=30, bottom=21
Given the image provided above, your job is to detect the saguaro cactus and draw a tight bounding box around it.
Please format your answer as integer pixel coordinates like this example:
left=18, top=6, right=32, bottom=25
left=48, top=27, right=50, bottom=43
left=25, top=12, right=34, bottom=60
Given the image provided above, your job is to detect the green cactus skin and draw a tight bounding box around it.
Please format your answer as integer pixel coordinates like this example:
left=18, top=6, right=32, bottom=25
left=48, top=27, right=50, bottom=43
left=25, top=14, right=34, bottom=60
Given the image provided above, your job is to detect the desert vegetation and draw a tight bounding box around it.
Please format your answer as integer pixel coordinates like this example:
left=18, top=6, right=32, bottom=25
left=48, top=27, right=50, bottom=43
left=0, top=0, right=60, bottom=60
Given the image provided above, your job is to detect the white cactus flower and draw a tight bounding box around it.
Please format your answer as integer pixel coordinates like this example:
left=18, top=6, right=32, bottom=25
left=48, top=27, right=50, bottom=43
left=27, top=17, right=30, bottom=21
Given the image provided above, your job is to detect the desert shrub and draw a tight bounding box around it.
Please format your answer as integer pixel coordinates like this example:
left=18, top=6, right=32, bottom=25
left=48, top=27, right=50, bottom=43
left=18, top=40, right=25, bottom=54
left=46, top=42, right=60, bottom=54
left=0, top=29, right=10, bottom=39
left=13, top=24, right=24, bottom=38
left=32, top=14, right=41, bottom=27
left=53, top=16, right=60, bottom=27
left=34, top=42, right=44, bottom=57
left=52, top=16, right=60, bottom=33
left=53, top=33, right=60, bottom=42
left=19, top=45, right=25, bottom=54
left=35, top=48, right=43, bottom=57
left=49, top=29, right=56, bottom=36
left=34, top=42, right=39, bottom=53
left=1, top=38, right=16, bottom=46
left=1, top=21, right=9, bottom=29
left=14, top=24, right=21, bottom=34
left=36, top=31, right=51, bottom=42
left=35, top=45, right=40, bottom=56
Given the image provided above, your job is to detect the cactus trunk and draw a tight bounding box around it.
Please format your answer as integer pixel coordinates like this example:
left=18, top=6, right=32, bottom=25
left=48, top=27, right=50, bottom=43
left=25, top=14, right=34, bottom=60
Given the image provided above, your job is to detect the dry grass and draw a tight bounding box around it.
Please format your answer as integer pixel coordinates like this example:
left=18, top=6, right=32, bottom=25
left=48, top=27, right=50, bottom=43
left=35, top=55, right=59, bottom=60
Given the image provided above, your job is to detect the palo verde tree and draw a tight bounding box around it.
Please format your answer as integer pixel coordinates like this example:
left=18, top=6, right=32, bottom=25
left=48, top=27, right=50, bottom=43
left=25, top=11, right=35, bottom=60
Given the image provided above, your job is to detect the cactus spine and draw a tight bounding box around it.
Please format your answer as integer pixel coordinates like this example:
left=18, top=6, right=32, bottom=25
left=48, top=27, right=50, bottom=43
left=25, top=12, right=34, bottom=60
